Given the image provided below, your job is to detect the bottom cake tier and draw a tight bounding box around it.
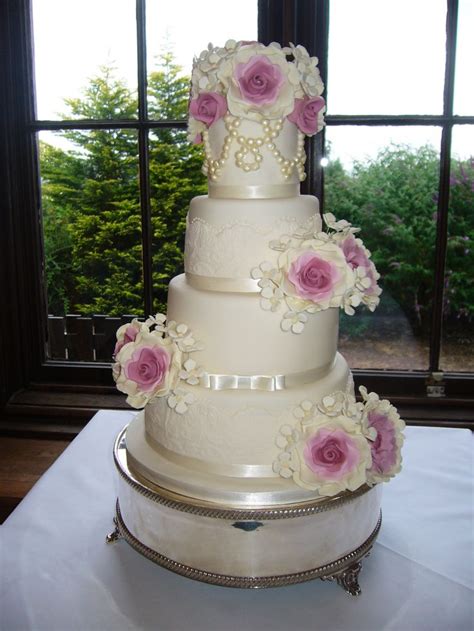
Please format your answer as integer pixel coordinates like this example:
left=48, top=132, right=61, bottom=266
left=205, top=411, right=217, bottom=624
left=111, top=424, right=382, bottom=592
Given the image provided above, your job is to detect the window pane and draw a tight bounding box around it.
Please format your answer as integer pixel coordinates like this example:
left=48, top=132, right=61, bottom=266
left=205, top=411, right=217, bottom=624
left=328, top=0, right=446, bottom=115
left=440, top=126, right=474, bottom=371
left=40, top=130, right=143, bottom=362
left=33, top=0, right=137, bottom=120
left=146, top=0, right=258, bottom=120
left=149, top=127, right=206, bottom=313
left=324, top=126, right=441, bottom=370
left=454, top=0, right=474, bottom=115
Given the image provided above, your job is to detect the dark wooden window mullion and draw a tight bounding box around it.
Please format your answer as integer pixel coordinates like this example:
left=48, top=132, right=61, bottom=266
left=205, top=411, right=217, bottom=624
left=429, top=0, right=459, bottom=373
left=136, top=0, right=153, bottom=316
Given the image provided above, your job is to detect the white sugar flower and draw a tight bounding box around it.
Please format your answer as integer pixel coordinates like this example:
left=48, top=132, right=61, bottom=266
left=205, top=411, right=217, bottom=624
left=363, top=293, right=382, bottom=312
left=288, top=43, right=324, bottom=98
left=179, top=358, right=203, bottom=386
left=275, top=423, right=300, bottom=449
left=269, top=234, right=293, bottom=251
left=167, top=388, right=195, bottom=415
left=323, top=213, right=359, bottom=234
left=281, top=310, right=307, bottom=334
left=293, top=399, right=315, bottom=422
left=341, top=287, right=363, bottom=316
left=144, top=313, right=167, bottom=334
left=272, top=452, right=293, bottom=479
left=191, top=43, right=231, bottom=97
left=317, top=392, right=346, bottom=417
left=260, top=285, right=284, bottom=312
left=187, top=117, right=206, bottom=143
left=166, top=321, right=201, bottom=352
left=250, top=261, right=280, bottom=288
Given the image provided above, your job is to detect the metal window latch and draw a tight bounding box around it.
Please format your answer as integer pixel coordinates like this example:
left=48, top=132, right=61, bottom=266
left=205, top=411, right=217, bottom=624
left=426, top=372, right=445, bottom=397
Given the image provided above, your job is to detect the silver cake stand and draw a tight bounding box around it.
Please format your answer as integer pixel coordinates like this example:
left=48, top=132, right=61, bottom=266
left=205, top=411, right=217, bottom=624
left=107, top=424, right=382, bottom=594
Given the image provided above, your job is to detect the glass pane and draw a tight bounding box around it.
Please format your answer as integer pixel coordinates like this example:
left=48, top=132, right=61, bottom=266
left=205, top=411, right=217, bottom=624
left=33, top=0, right=137, bottom=120
left=454, top=0, right=474, bottom=115
left=146, top=0, right=258, bottom=120
left=149, top=128, right=207, bottom=313
left=328, top=0, right=446, bottom=115
left=440, top=126, right=474, bottom=371
left=40, top=130, right=143, bottom=362
left=324, top=126, right=441, bottom=370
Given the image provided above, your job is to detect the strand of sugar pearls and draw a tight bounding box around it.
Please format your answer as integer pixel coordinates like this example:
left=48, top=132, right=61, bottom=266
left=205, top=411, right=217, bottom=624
left=235, top=133, right=263, bottom=172
left=263, top=121, right=306, bottom=180
left=202, top=121, right=232, bottom=182
left=204, top=116, right=306, bottom=181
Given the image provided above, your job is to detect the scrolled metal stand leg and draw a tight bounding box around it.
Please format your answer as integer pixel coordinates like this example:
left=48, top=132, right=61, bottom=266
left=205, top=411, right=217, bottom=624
left=332, top=560, right=363, bottom=596
left=322, top=547, right=372, bottom=596
left=106, top=516, right=122, bottom=544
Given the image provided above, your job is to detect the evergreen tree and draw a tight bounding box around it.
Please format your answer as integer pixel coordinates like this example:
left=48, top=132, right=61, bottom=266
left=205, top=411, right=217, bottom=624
left=40, top=56, right=206, bottom=317
left=147, top=54, right=206, bottom=311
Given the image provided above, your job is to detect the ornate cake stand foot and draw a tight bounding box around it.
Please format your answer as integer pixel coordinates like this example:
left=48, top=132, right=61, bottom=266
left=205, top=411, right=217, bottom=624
left=323, top=559, right=365, bottom=596
left=106, top=517, right=122, bottom=544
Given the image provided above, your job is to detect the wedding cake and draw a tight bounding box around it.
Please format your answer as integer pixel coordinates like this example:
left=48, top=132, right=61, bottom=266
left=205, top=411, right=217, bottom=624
left=109, top=41, right=405, bottom=593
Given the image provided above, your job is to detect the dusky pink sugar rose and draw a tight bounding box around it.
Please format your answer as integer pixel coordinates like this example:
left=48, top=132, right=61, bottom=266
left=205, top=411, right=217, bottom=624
left=364, top=261, right=380, bottom=295
left=124, top=345, right=170, bottom=392
left=303, top=428, right=361, bottom=481
left=235, top=55, right=285, bottom=105
left=287, top=251, right=341, bottom=302
left=288, top=96, right=325, bottom=135
left=341, top=235, right=371, bottom=271
left=189, top=92, right=227, bottom=127
left=367, top=411, right=398, bottom=475
left=114, top=323, right=140, bottom=356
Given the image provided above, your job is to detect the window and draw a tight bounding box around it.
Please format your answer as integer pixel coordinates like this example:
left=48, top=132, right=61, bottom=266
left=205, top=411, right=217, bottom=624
left=320, top=0, right=473, bottom=411
left=1, top=0, right=472, bottom=431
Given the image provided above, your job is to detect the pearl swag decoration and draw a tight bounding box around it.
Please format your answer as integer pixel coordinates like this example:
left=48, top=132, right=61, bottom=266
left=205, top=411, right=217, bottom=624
left=202, top=114, right=307, bottom=182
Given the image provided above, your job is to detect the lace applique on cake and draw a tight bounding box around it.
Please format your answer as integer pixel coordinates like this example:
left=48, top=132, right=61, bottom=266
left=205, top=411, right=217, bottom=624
left=185, top=214, right=319, bottom=277
left=148, top=398, right=298, bottom=464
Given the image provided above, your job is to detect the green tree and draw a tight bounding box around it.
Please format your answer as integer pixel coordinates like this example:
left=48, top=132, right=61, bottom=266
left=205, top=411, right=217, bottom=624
left=40, top=55, right=206, bottom=316
left=148, top=54, right=206, bottom=310
left=445, top=158, right=474, bottom=332
left=325, top=145, right=474, bottom=336
left=40, top=142, right=84, bottom=314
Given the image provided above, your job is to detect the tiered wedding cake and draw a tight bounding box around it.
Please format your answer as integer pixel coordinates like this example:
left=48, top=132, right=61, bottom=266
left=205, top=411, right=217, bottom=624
left=109, top=41, right=405, bottom=592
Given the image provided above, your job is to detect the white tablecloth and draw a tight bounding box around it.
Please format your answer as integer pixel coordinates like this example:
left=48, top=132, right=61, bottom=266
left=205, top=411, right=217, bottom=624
left=1, top=411, right=472, bottom=631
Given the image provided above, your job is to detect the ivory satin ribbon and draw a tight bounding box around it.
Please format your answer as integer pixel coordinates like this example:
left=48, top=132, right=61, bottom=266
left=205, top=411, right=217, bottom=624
left=208, top=182, right=300, bottom=199
left=143, top=434, right=275, bottom=478
left=186, top=272, right=260, bottom=293
left=199, top=362, right=334, bottom=392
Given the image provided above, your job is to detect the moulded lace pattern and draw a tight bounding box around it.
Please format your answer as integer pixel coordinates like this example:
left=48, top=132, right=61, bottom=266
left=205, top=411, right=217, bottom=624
left=184, top=214, right=320, bottom=278
left=146, top=395, right=296, bottom=465
left=145, top=366, right=350, bottom=467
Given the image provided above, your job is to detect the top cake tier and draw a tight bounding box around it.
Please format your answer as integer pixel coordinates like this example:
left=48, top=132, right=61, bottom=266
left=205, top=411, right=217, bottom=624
left=188, top=40, right=325, bottom=199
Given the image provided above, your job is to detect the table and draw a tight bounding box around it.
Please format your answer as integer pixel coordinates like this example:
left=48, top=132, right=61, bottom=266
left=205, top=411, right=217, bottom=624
left=1, top=411, right=473, bottom=631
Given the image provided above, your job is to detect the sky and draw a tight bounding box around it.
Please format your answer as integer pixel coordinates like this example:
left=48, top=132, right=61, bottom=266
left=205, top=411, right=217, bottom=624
left=33, top=0, right=473, bottom=170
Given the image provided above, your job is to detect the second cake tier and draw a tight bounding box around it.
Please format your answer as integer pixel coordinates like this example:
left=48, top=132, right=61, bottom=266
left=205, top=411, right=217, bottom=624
left=168, top=274, right=339, bottom=375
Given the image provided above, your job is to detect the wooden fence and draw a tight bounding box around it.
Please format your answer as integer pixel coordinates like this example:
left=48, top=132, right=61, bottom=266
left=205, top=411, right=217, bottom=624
left=47, top=314, right=139, bottom=361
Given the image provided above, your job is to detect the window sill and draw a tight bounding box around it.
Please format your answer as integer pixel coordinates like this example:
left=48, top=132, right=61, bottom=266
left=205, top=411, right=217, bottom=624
left=1, top=381, right=473, bottom=438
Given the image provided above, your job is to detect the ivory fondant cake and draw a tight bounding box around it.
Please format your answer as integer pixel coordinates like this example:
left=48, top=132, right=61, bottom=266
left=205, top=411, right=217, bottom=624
left=108, top=41, right=405, bottom=593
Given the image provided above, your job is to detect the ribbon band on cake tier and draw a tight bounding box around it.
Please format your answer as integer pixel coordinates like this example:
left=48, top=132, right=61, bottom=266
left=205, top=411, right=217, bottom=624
left=186, top=272, right=260, bottom=293
left=199, top=362, right=334, bottom=391
left=136, top=435, right=276, bottom=479
left=208, top=182, right=300, bottom=199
